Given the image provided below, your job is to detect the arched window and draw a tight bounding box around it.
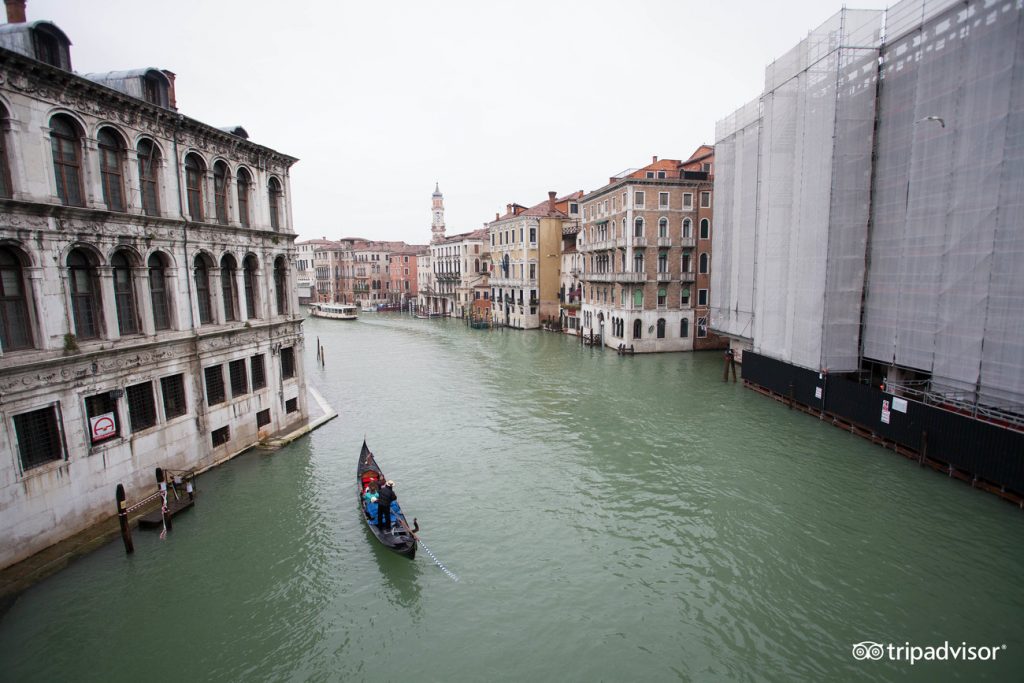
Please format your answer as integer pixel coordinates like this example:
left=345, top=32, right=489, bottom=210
left=148, top=252, right=171, bottom=330
left=213, top=161, right=229, bottom=225
left=184, top=153, right=205, bottom=221
left=0, top=246, right=32, bottom=350
left=633, top=289, right=643, bottom=308
left=699, top=252, right=709, bottom=274
left=0, top=105, right=12, bottom=198
left=657, top=318, right=666, bottom=338
left=634, top=217, right=644, bottom=237
left=683, top=218, right=692, bottom=238
left=658, top=217, right=668, bottom=238
left=50, top=115, right=83, bottom=206
left=243, top=254, right=258, bottom=319
left=680, top=318, right=689, bottom=338
left=700, top=218, right=710, bottom=240
left=633, top=252, right=644, bottom=273
left=220, top=254, right=237, bottom=321
left=274, top=256, right=288, bottom=315
left=67, top=248, right=100, bottom=339
left=193, top=254, right=213, bottom=325
left=236, top=168, right=251, bottom=228
left=633, top=318, right=642, bottom=339
left=137, top=139, right=161, bottom=217
left=111, top=251, right=138, bottom=335
left=268, top=177, right=283, bottom=230
left=97, top=128, right=125, bottom=211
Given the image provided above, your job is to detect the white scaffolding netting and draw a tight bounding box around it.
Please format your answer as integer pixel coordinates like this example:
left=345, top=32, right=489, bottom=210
left=745, top=9, right=883, bottom=372
left=862, top=0, right=1024, bottom=409
left=710, top=99, right=760, bottom=342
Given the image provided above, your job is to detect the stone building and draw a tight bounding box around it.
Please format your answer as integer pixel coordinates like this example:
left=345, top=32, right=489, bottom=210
left=0, top=6, right=308, bottom=568
left=387, top=245, right=425, bottom=309
left=578, top=152, right=723, bottom=352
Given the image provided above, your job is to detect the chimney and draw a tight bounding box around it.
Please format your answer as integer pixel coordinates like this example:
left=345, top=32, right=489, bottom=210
left=506, top=204, right=512, bottom=215
left=495, top=213, right=499, bottom=221
left=5, top=0, right=26, bottom=23
left=652, top=155, right=658, bottom=164
left=161, top=70, right=178, bottom=110
left=548, top=191, right=556, bottom=204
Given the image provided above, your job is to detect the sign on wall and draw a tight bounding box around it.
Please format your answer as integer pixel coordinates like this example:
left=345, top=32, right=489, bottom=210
left=90, top=412, right=117, bottom=443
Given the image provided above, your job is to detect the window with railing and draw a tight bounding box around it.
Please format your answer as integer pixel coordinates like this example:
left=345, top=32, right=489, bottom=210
left=14, top=405, right=64, bottom=470
left=126, top=381, right=157, bottom=432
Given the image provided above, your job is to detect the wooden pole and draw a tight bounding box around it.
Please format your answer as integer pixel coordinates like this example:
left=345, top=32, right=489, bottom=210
left=116, top=483, right=133, bottom=554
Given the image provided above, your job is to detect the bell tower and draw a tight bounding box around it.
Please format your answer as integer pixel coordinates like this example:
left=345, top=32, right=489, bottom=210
left=431, top=182, right=445, bottom=244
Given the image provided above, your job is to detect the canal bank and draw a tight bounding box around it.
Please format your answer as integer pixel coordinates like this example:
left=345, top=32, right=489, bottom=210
left=1, top=314, right=1021, bottom=682
left=0, top=383, right=337, bottom=612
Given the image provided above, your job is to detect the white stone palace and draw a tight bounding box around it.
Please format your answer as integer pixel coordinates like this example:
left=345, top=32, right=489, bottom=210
left=0, top=3, right=309, bottom=568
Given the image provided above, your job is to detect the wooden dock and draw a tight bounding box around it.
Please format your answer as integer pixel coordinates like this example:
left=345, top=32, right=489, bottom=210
left=137, top=496, right=195, bottom=529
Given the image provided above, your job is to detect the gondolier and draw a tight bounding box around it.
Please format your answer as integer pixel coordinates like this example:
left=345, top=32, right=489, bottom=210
left=377, top=480, right=396, bottom=530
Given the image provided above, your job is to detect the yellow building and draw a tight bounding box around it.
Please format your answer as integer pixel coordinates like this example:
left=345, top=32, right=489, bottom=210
left=488, top=192, right=570, bottom=329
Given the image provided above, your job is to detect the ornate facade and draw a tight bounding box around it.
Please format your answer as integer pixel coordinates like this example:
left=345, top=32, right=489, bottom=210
left=0, top=10, right=308, bottom=568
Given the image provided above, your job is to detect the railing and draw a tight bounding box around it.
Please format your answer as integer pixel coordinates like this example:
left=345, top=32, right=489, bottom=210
left=657, top=237, right=672, bottom=247
left=617, top=272, right=646, bottom=283
left=633, top=237, right=648, bottom=247
left=679, top=270, right=695, bottom=282
left=586, top=272, right=615, bottom=283
left=656, top=272, right=672, bottom=282
left=678, top=237, right=696, bottom=248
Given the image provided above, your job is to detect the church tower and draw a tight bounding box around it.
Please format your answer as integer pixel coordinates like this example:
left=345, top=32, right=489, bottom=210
left=431, top=182, right=446, bottom=244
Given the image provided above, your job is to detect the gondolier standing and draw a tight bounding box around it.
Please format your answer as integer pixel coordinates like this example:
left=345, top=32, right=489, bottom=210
left=377, top=480, right=396, bottom=531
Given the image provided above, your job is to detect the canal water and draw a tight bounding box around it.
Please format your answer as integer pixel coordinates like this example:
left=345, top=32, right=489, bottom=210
left=1, top=314, right=1021, bottom=682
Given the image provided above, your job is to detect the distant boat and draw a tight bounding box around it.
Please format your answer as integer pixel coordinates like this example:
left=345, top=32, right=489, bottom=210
left=357, top=440, right=417, bottom=558
left=361, top=305, right=376, bottom=312
left=309, top=303, right=358, bottom=320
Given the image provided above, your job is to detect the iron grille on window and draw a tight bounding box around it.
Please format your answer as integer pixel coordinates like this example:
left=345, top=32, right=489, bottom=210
left=251, top=354, right=267, bottom=390
left=285, top=397, right=297, bottom=413
left=256, top=408, right=271, bottom=428
left=211, top=426, right=230, bottom=447
left=205, top=365, right=225, bottom=405
left=161, top=374, right=186, bottom=419
left=280, top=347, right=295, bottom=379
left=126, top=381, right=156, bottom=432
left=229, top=359, right=248, bottom=397
left=13, top=406, right=63, bottom=470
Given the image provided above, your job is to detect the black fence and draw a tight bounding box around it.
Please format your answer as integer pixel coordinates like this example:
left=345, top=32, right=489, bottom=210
left=742, top=352, right=1024, bottom=496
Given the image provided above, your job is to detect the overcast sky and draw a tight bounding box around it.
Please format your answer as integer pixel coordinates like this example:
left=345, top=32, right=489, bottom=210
left=30, top=0, right=889, bottom=245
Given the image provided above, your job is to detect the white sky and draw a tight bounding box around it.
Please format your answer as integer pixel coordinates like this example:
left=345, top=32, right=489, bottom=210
left=29, top=0, right=890, bottom=245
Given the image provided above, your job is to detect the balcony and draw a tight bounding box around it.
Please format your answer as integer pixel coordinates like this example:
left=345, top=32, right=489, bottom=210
left=586, top=272, right=615, bottom=283
left=657, top=237, right=672, bottom=248
left=679, top=270, right=695, bottom=282
left=617, top=272, right=646, bottom=283
left=632, top=237, right=648, bottom=248
left=656, top=272, right=672, bottom=282
left=678, top=237, right=696, bottom=248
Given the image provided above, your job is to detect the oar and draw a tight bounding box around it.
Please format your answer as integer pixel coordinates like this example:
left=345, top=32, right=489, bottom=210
left=397, top=516, right=459, bottom=583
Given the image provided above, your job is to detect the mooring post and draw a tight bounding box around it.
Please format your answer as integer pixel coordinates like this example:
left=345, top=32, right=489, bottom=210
left=156, top=467, right=172, bottom=532
left=116, top=483, right=133, bottom=555
left=919, top=430, right=928, bottom=466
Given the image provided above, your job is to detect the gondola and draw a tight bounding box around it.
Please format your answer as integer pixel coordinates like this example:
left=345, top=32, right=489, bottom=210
left=357, top=440, right=417, bottom=558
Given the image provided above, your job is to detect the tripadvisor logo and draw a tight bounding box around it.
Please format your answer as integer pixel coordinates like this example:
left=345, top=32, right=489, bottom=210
left=852, top=641, right=1007, bottom=665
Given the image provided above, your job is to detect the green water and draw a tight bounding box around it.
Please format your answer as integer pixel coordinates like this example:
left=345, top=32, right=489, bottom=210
left=1, top=315, right=1021, bottom=682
